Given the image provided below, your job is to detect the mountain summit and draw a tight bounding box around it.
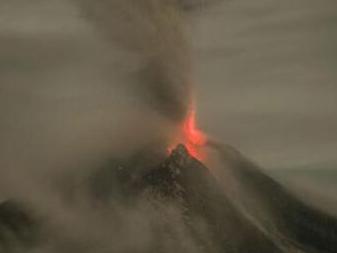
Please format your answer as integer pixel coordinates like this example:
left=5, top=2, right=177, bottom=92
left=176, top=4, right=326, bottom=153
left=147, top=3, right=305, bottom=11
left=1, top=144, right=336, bottom=253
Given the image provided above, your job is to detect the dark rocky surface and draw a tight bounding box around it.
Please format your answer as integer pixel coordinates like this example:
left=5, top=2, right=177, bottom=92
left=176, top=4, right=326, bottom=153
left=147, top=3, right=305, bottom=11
left=0, top=144, right=336, bottom=252
left=219, top=145, right=337, bottom=253
left=0, top=201, right=40, bottom=252
left=142, top=145, right=283, bottom=253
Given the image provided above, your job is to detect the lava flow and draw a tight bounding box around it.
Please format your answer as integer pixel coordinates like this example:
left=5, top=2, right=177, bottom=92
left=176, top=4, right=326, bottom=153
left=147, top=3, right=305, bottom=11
left=168, top=103, right=208, bottom=161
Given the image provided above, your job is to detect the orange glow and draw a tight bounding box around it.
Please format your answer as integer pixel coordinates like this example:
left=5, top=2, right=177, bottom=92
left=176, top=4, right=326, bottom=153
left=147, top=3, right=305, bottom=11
left=183, top=108, right=207, bottom=159
left=168, top=102, right=208, bottom=161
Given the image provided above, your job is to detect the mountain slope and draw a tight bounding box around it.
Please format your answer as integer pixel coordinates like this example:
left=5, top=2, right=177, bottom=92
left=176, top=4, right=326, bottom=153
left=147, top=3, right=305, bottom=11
left=0, top=144, right=336, bottom=253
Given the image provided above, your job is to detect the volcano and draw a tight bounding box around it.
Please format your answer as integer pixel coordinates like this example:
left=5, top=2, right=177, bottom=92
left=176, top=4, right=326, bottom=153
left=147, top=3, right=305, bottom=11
left=1, top=144, right=337, bottom=253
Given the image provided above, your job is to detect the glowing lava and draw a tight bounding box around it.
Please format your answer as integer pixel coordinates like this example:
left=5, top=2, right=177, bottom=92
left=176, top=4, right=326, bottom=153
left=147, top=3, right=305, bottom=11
left=182, top=108, right=207, bottom=160
left=168, top=103, right=207, bottom=161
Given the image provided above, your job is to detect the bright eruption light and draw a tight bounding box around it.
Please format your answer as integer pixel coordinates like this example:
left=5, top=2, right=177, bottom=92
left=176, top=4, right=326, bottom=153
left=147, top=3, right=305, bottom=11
left=183, top=108, right=207, bottom=159
left=168, top=102, right=208, bottom=161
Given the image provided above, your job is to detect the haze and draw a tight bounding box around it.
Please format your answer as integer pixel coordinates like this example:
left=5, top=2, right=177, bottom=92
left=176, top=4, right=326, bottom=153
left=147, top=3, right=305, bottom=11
left=0, top=0, right=336, bottom=205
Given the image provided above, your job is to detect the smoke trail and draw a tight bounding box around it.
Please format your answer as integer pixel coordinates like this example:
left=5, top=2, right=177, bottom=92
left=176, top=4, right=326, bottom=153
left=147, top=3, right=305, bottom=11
left=74, top=0, right=201, bottom=122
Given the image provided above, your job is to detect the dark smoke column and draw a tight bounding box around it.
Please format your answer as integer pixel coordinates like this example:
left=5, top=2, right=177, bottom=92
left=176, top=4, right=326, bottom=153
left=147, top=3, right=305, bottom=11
left=75, top=0, right=205, bottom=122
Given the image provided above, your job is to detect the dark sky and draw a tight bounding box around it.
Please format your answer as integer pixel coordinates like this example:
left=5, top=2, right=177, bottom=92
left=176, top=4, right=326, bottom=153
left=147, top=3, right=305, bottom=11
left=0, top=0, right=337, bottom=201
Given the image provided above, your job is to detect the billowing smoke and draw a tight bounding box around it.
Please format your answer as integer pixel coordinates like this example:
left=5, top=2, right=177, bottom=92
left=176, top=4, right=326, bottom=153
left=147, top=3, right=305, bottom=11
left=75, top=0, right=198, bottom=122
left=74, top=0, right=223, bottom=122
left=0, top=1, right=223, bottom=253
left=2, top=2, right=337, bottom=253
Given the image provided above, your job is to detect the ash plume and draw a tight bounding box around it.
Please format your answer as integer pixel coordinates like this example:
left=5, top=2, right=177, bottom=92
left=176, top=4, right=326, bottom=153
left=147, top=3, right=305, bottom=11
left=74, top=0, right=203, bottom=122
left=3, top=1, right=336, bottom=253
left=0, top=1, right=225, bottom=253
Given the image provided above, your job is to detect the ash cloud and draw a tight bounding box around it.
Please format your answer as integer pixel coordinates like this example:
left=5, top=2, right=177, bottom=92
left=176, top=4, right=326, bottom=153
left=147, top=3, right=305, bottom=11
left=0, top=1, right=223, bottom=253
left=74, top=0, right=198, bottom=122
left=1, top=1, right=336, bottom=252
